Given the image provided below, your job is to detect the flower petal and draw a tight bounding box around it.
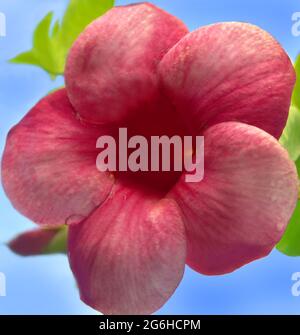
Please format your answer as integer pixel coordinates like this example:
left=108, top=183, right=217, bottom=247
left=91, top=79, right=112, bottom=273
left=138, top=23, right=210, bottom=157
left=170, top=122, right=298, bottom=275
left=68, top=183, right=186, bottom=315
left=2, top=89, right=114, bottom=227
left=159, top=23, right=295, bottom=138
left=65, top=3, right=188, bottom=124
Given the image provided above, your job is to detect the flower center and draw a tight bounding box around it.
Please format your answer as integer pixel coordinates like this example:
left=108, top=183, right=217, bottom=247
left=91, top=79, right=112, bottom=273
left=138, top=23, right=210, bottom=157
left=105, top=96, right=191, bottom=195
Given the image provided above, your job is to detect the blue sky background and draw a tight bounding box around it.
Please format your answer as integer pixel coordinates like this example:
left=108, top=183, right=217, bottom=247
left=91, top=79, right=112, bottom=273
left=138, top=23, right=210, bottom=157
left=0, top=0, right=300, bottom=314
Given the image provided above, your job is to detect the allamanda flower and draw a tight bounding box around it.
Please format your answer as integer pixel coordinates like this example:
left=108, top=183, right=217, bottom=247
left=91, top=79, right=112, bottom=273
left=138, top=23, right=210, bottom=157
left=2, top=3, right=298, bottom=314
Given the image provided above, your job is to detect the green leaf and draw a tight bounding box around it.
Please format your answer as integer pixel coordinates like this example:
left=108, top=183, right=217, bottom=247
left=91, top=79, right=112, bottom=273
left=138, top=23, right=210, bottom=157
left=277, top=54, right=300, bottom=256
left=10, top=0, right=114, bottom=76
left=10, top=51, right=40, bottom=65
left=10, top=12, right=64, bottom=76
left=279, top=105, right=300, bottom=161
left=296, top=157, right=300, bottom=175
left=277, top=157, right=300, bottom=256
left=292, top=54, right=300, bottom=110
left=43, top=226, right=68, bottom=255
left=277, top=200, right=300, bottom=256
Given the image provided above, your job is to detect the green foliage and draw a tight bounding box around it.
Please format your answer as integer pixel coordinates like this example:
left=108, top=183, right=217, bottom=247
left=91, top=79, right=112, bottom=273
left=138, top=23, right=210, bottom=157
left=279, top=105, right=300, bottom=161
left=10, top=13, right=64, bottom=76
left=277, top=200, right=300, bottom=256
left=277, top=55, right=300, bottom=256
left=292, top=54, right=300, bottom=110
left=296, top=157, right=300, bottom=175
left=10, top=0, right=114, bottom=77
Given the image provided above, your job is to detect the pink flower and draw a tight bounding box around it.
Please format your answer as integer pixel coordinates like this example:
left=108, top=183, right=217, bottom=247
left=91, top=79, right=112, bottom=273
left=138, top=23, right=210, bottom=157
left=2, top=3, right=298, bottom=314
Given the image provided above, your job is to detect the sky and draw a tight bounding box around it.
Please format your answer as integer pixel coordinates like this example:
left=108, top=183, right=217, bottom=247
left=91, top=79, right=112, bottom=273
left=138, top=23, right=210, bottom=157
left=0, top=0, right=300, bottom=314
